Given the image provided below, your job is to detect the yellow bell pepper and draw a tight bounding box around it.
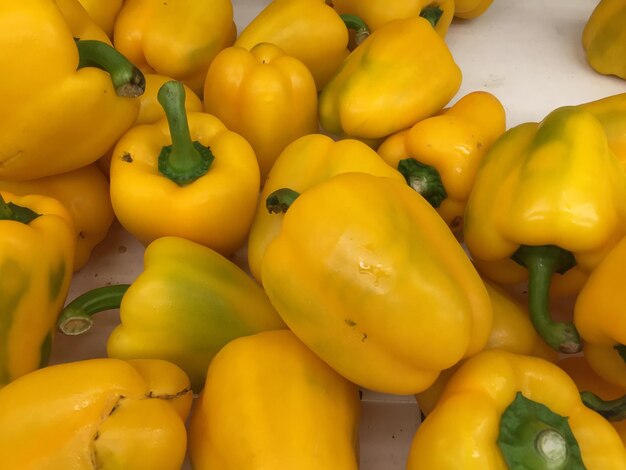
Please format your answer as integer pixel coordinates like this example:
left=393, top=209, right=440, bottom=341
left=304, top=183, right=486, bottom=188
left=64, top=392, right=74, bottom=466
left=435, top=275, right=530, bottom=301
left=319, top=16, right=462, bottom=140
left=188, top=330, right=360, bottom=469
left=247, top=133, right=405, bottom=283
left=453, top=0, right=495, bottom=19
left=416, top=279, right=558, bottom=416
left=574, top=235, right=626, bottom=389
left=109, top=80, right=260, bottom=256
left=329, top=0, right=455, bottom=36
left=0, top=164, right=114, bottom=271
left=76, top=0, right=124, bottom=38
left=57, top=236, right=286, bottom=392
left=582, top=0, right=626, bottom=80
left=464, top=106, right=626, bottom=353
left=203, top=43, right=319, bottom=182
left=234, top=0, right=370, bottom=90
left=113, top=0, right=236, bottom=96
left=0, top=0, right=145, bottom=181
left=377, top=91, right=506, bottom=235
left=0, top=357, right=192, bottom=469
left=579, top=93, right=626, bottom=163
left=55, top=0, right=112, bottom=44
left=261, top=172, right=492, bottom=394
left=407, top=350, right=626, bottom=469
left=0, top=191, right=75, bottom=387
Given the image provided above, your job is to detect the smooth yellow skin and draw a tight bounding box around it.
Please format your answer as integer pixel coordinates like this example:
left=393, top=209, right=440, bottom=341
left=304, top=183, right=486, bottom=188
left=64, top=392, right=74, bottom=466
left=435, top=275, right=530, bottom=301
left=0, top=191, right=75, bottom=387
left=0, top=0, right=139, bottom=181
left=378, top=91, right=506, bottom=233
left=77, top=0, right=124, bottom=37
left=582, top=0, right=626, bottom=80
left=109, top=112, right=260, bottom=257
left=0, top=358, right=191, bottom=469
left=188, top=330, right=360, bottom=470
left=0, top=164, right=114, bottom=271
left=234, top=0, right=352, bottom=90
left=204, top=43, right=319, bottom=182
left=454, top=0, right=495, bottom=19
left=319, top=17, right=462, bottom=140
left=464, top=106, right=626, bottom=288
left=407, top=350, right=626, bottom=469
left=579, top=93, right=626, bottom=163
left=330, top=0, right=454, bottom=36
left=262, top=172, right=492, bottom=394
left=247, top=133, right=405, bottom=283
left=113, top=0, right=236, bottom=96
left=55, top=0, right=112, bottom=44
left=416, top=279, right=558, bottom=415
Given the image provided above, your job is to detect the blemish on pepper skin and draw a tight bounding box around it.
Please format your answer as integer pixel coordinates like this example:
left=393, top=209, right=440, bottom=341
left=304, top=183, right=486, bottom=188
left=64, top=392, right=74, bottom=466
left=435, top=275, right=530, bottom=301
left=78, top=231, right=86, bottom=240
left=345, top=318, right=356, bottom=327
left=117, top=245, right=127, bottom=254
left=362, top=333, right=368, bottom=342
left=121, top=152, right=133, bottom=163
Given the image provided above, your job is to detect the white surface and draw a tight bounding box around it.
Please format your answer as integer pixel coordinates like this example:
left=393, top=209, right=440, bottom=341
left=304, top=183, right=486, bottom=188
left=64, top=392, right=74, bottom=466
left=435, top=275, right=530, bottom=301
left=50, top=0, right=625, bottom=468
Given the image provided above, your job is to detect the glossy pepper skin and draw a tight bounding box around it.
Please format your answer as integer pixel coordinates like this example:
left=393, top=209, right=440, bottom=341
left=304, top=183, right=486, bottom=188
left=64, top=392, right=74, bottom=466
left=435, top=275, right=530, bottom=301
left=113, top=0, right=236, bottom=96
left=582, top=0, right=626, bottom=80
left=0, top=191, right=75, bottom=387
left=0, top=164, right=114, bottom=271
left=261, top=172, right=492, bottom=395
left=234, top=0, right=369, bottom=90
left=188, top=330, right=360, bottom=470
left=204, top=43, right=319, bottom=182
left=109, top=81, right=260, bottom=256
left=464, top=106, right=626, bottom=353
left=407, top=350, right=626, bottom=469
left=247, top=133, right=405, bottom=283
left=319, top=17, right=462, bottom=140
left=453, top=0, right=495, bottom=19
left=574, top=235, right=626, bottom=389
left=58, top=236, right=286, bottom=391
left=0, top=0, right=145, bottom=181
left=76, top=0, right=124, bottom=37
left=579, top=93, right=626, bottom=163
left=0, top=358, right=192, bottom=469
left=377, top=91, right=506, bottom=235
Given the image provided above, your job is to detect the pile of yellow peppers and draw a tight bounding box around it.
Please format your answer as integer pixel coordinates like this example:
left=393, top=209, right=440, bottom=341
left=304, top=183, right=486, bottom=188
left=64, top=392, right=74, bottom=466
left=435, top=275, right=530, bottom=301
left=1, top=0, right=626, bottom=468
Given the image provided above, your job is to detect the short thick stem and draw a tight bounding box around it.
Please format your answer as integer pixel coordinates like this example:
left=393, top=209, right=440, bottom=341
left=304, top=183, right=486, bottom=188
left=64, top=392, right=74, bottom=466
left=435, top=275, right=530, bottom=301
left=397, top=158, right=447, bottom=207
left=266, top=188, right=301, bottom=214
left=340, top=14, right=370, bottom=45
left=581, top=391, right=626, bottom=422
left=420, top=5, right=444, bottom=28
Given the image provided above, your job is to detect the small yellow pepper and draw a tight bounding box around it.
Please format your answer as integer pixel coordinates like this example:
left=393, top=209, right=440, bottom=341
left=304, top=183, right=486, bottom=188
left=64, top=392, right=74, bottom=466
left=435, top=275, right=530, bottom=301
left=319, top=16, right=462, bottom=140
left=0, top=357, right=192, bottom=469
left=407, top=350, right=626, bottom=469
left=453, top=0, right=495, bottom=19
left=76, top=0, right=124, bottom=38
left=0, top=191, right=75, bottom=387
left=247, top=133, right=405, bottom=283
left=110, top=81, right=260, bottom=256
left=203, top=43, right=319, bottom=182
left=377, top=91, right=506, bottom=234
left=188, top=330, right=360, bottom=469
left=582, top=0, right=626, bottom=80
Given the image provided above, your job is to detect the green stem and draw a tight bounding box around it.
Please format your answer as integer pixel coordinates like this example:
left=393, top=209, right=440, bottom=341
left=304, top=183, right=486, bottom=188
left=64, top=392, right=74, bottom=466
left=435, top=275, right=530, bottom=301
left=397, top=158, right=447, bottom=207
left=0, top=194, right=40, bottom=224
left=340, top=14, right=370, bottom=46
left=581, top=391, right=626, bottom=422
left=511, top=245, right=581, bottom=354
left=157, top=81, right=214, bottom=185
left=266, top=188, right=300, bottom=214
left=420, top=5, right=444, bottom=28
left=57, top=284, right=130, bottom=336
left=614, top=344, right=626, bottom=363
left=75, top=39, right=145, bottom=98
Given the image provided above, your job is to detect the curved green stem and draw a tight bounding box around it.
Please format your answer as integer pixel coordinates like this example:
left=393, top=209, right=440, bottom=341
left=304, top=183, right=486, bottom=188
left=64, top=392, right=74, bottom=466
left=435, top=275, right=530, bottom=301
left=0, top=194, right=40, bottom=224
left=340, top=14, right=370, bottom=46
left=398, top=158, right=447, bottom=207
left=75, top=39, right=145, bottom=98
left=420, top=5, right=444, bottom=28
left=581, top=391, right=626, bottom=422
left=57, top=284, right=130, bottom=336
left=157, top=81, right=214, bottom=186
left=511, top=245, right=581, bottom=354
left=266, top=188, right=300, bottom=214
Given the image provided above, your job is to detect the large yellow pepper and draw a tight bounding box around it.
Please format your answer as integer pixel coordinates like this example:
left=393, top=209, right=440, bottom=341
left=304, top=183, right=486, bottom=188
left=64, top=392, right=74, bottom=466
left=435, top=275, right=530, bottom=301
left=58, top=236, right=286, bottom=391
left=203, top=43, right=319, bottom=182
left=582, top=0, right=626, bottom=80
left=464, top=106, right=626, bottom=353
left=261, top=172, right=492, bottom=394
left=234, top=0, right=370, bottom=90
left=76, top=0, right=124, bottom=38
left=0, top=0, right=145, bottom=181
left=407, top=350, right=626, bottom=469
left=113, top=0, right=236, bottom=96
left=109, top=81, right=260, bottom=256
left=247, top=133, right=405, bottom=283
left=453, top=0, right=495, bottom=19
left=319, top=16, right=462, bottom=140
left=0, top=191, right=75, bottom=387
left=188, top=330, right=360, bottom=469
left=377, top=91, right=506, bottom=235
left=0, top=164, right=114, bottom=271
left=0, top=357, right=192, bottom=469
left=579, top=92, right=626, bottom=163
